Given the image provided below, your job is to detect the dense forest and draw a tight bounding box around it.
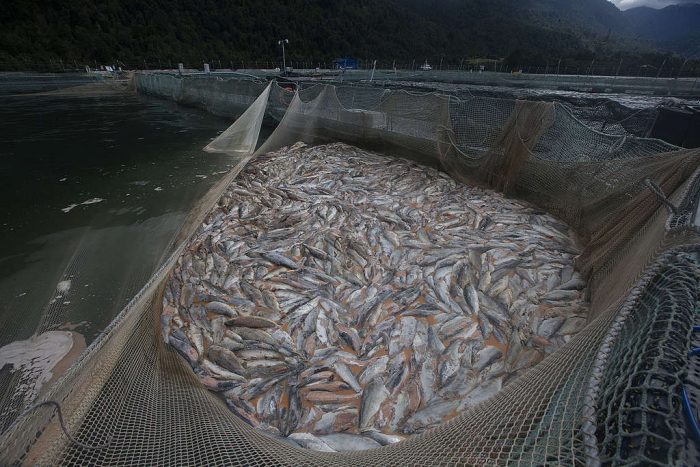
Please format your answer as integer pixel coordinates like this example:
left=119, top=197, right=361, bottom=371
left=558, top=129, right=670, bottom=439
left=0, top=0, right=698, bottom=76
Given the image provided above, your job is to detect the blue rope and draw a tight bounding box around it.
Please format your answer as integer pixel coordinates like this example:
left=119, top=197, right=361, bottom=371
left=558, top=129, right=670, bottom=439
left=682, top=322, right=700, bottom=443
left=682, top=385, right=700, bottom=442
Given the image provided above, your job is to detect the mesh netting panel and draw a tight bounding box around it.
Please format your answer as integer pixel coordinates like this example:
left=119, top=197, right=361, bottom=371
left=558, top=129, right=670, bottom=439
left=204, top=84, right=272, bottom=155
left=2, top=78, right=700, bottom=466
left=449, top=96, right=516, bottom=160
left=565, top=101, right=658, bottom=138
left=424, top=83, right=660, bottom=139
left=298, top=85, right=326, bottom=104
left=590, top=249, right=700, bottom=465
left=268, top=84, right=296, bottom=121
left=135, top=73, right=269, bottom=119
left=335, top=86, right=388, bottom=112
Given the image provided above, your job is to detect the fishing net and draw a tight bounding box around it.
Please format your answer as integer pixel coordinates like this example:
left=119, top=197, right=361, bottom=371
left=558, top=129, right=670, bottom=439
left=1, top=73, right=699, bottom=465
left=354, top=80, right=660, bottom=138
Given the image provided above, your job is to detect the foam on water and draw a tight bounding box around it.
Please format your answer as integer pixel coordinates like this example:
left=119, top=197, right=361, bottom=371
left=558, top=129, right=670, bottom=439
left=56, top=280, right=71, bottom=294
left=60, top=197, right=105, bottom=213
left=0, top=331, right=74, bottom=408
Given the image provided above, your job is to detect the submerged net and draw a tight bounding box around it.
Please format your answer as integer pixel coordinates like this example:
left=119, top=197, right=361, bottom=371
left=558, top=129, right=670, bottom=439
left=1, top=73, right=699, bottom=465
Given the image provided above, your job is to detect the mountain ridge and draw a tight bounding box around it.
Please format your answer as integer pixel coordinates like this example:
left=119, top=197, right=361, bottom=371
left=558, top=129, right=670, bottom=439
left=623, top=3, right=700, bottom=57
left=0, top=0, right=697, bottom=72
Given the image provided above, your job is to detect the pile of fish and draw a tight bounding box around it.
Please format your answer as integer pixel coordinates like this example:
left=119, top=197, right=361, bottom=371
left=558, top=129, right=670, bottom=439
left=162, top=142, right=589, bottom=451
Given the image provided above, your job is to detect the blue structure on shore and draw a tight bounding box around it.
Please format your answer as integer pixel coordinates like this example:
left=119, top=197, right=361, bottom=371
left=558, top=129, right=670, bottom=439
left=333, top=58, right=358, bottom=70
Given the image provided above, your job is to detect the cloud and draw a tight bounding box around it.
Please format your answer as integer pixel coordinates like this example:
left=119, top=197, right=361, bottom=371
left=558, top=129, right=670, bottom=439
left=611, top=0, right=700, bottom=10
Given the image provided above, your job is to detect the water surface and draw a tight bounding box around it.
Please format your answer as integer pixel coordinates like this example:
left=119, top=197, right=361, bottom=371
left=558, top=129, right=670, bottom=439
left=0, top=83, right=238, bottom=347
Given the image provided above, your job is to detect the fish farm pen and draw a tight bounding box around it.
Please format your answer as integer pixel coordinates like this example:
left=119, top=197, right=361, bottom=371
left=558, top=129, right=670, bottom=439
left=145, top=67, right=700, bottom=98
left=1, top=72, right=699, bottom=465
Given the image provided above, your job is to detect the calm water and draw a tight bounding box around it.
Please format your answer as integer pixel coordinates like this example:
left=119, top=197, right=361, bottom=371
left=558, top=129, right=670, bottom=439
left=0, top=83, right=237, bottom=346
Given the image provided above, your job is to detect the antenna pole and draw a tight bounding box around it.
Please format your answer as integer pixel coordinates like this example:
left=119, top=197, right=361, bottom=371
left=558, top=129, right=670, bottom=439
left=278, top=39, right=288, bottom=75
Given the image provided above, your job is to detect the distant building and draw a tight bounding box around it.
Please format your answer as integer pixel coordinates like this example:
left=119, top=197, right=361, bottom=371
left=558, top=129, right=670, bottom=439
left=333, top=58, right=358, bottom=70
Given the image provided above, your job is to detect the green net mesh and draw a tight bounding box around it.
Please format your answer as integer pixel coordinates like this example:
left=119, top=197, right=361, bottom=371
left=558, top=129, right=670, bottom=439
left=1, top=73, right=699, bottom=465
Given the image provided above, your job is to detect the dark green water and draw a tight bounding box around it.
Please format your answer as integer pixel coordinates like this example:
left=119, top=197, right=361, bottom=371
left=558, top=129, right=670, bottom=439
left=0, top=84, right=237, bottom=345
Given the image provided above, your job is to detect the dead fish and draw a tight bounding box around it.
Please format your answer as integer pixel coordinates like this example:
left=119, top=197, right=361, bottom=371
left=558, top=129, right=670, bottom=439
left=439, top=341, right=462, bottom=387
left=237, top=349, right=285, bottom=360
left=262, top=251, right=301, bottom=270
left=464, top=284, right=479, bottom=314
left=403, top=400, right=460, bottom=432
left=229, top=327, right=277, bottom=346
left=209, top=345, right=246, bottom=373
left=359, top=379, right=389, bottom=429
left=180, top=283, right=194, bottom=307
left=427, top=326, right=445, bottom=354
left=333, top=362, right=362, bottom=393
left=202, top=359, right=246, bottom=382
left=195, top=368, right=238, bottom=392
left=336, top=323, right=362, bottom=352
left=305, top=391, right=359, bottom=404
left=169, top=335, right=198, bottom=366
left=226, top=316, right=277, bottom=329
left=288, top=433, right=335, bottom=452
left=362, top=429, right=405, bottom=445
left=220, top=336, right=245, bottom=351
left=419, top=356, right=437, bottom=402
left=475, top=346, right=503, bottom=371
left=304, top=379, right=351, bottom=392
left=358, top=356, right=389, bottom=387
left=187, top=326, right=204, bottom=359
left=206, top=301, right=237, bottom=317
left=314, top=409, right=358, bottom=434
left=318, top=433, right=381, bottom=451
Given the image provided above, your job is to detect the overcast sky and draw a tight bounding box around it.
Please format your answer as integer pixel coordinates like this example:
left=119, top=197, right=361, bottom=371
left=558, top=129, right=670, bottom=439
left=610, top=0, right=700, bottom=10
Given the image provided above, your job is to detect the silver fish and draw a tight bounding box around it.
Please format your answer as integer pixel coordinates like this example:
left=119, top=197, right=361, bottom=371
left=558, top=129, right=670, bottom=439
left=359, top=379, right=389, bottom=429
left=209, top=345, right=246, bottom=373
left=333, top=362, right=362, bottom=393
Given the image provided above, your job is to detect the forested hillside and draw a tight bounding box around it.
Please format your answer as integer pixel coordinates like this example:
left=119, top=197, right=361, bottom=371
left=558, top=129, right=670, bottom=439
left=0, top=0, right=696, bottom=74
left=624, top=4, right=700, bottom=58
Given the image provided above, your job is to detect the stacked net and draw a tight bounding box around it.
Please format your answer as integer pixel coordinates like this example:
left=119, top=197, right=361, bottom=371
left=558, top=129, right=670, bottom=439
left=1, top=75, right=699, bottom=465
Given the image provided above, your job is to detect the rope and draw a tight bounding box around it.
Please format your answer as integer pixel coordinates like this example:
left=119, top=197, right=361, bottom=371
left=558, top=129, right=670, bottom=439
left=21, top=401, right=112, bottom=450
left=681, top=386, right=700, bottom=442
left=682, top=322, right=700, bottom=443
left=644, top=178, right=679, bottom=215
